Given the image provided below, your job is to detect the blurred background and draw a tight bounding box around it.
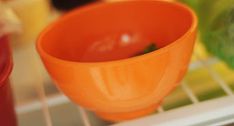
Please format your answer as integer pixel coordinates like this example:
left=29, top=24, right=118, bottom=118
left=1, top=0, right=234, bottom=126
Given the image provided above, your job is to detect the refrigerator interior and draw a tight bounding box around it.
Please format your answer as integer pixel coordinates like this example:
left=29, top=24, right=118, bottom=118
left=4, top=0, right=234, bottom=125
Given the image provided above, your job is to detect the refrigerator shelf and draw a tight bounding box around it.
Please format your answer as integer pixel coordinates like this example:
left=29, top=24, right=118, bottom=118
left=12, top=42, right=234, bottom=126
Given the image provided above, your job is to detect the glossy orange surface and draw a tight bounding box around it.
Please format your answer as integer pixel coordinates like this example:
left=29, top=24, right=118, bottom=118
left=37, top=0, right=197, bottom=121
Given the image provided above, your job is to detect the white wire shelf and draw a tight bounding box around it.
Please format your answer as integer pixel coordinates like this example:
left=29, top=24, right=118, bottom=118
left=12, top=43, right=234, bottom=126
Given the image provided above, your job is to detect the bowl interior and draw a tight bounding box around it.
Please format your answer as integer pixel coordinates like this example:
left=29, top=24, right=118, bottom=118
left=40, top=1, right=193, bottom=62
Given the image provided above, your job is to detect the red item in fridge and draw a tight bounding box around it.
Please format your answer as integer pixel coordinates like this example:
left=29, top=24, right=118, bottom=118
left=0, top=36, right=17, bottom=126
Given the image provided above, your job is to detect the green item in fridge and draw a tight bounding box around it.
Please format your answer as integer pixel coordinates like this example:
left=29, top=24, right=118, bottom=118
left=180, top=0, right=234, bottom=69
left=134, top=43, right=158, bottom=56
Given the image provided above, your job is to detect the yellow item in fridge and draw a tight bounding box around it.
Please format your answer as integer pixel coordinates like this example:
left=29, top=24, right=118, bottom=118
left=7, top=0, right=50, bottom=46
left=191, top=39, right=210, bottom=61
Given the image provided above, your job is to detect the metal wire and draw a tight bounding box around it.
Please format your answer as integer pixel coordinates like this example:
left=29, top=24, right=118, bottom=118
left=194, top=53, right=234, bottom=96
left=27, top=45, right=53, bottom=126
left=78, top=107, right=92, bottom=126
left=181, top=81, right=199, bottom=104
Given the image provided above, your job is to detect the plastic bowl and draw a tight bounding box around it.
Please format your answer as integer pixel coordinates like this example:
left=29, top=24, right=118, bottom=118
left=37, top=0, right=197, bottom=121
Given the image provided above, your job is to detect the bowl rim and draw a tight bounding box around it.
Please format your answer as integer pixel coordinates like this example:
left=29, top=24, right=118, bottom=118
left=36, top=0, right=198, bottom=67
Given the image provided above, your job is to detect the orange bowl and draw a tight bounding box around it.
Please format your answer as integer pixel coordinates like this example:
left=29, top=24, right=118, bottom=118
left=37, top=0, right=197, bottom=121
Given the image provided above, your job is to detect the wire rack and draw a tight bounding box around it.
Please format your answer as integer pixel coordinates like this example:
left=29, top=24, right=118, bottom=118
left=11, top=42, right=234, bottom=126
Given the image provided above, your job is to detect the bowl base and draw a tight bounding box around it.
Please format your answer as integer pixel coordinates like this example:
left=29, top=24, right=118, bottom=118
left=95, top=103, right=161, bottom=122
